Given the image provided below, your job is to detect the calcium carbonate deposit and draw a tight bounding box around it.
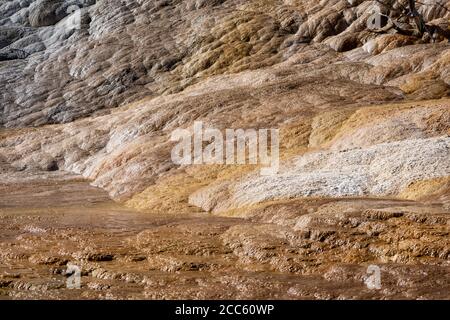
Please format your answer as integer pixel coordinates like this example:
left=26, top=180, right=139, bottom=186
left=0, top=0, right=449, bottom=300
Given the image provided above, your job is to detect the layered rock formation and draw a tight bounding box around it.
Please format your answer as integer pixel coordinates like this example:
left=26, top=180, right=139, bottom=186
left=0, top=0, right=449, bottom=299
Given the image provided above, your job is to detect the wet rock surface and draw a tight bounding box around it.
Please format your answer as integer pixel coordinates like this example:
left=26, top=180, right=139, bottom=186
left=1, top=0, right=449, bottom=128
left=0, top=175, right=448, bottom=299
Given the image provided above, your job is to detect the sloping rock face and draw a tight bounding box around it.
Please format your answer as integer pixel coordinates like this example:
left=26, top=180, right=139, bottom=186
left=0, top=0, right=449, bottom=299
left=1, top=0, right=449, bottom=127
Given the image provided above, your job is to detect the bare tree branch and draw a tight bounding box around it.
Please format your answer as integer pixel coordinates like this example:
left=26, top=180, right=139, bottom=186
left=370, top=0, right=449, bottom=41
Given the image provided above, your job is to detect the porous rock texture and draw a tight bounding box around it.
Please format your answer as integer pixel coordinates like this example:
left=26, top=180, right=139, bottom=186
left=0, top=0, right=449, bottom=299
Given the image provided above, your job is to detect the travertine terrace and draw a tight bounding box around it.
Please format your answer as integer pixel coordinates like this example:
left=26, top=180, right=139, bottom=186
left=0, top=0, right=449, bottom=299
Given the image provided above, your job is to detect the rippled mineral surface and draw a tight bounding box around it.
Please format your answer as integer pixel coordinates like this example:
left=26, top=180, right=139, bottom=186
left=0, top=0, right=449, bottom=299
